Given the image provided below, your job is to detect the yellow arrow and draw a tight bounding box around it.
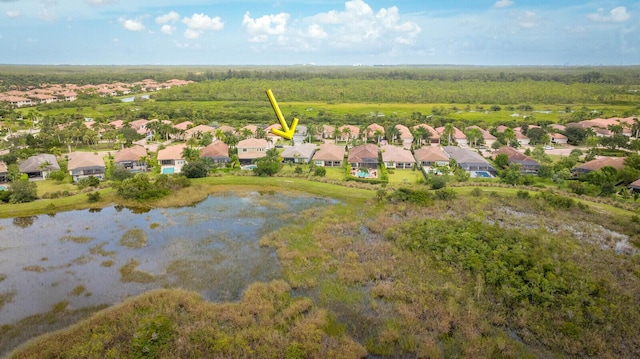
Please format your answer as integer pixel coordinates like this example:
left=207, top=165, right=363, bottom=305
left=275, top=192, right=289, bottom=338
left=266, top=89, right=298, bottom=140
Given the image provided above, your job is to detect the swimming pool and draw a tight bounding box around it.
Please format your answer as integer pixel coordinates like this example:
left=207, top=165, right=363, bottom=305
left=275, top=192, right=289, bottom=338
left=357, top=170, right=369, bottom=178
left=0, top=185, right=6, bottom=191
left=475, top=171, right=491, bottom=178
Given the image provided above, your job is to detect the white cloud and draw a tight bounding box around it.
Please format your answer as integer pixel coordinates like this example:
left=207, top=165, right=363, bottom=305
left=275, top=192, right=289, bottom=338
left=6, top=10, right=20, bottom=18
left=119, top=17, right=145, bottom=31
left=311, top=0, right=421, bottom=47
left=305, top=24, right=327, bottom=40
left=588, top=7, right=630, bottom=23
left=242, top=12, right=289, bottom=39
left=156, top=11, right=179, bottom=24
left=182, top=13, right=223, bottom=31
left=493, top=0, right=514, bottom=8
left=181, top=13, right=223, bottom=39
left=184, top=28, right=200, bottom=39
left=161, top=24, right=175, bottom=35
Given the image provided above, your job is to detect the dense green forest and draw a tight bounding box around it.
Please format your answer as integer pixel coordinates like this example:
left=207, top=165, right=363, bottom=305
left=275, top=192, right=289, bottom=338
left=152, top=77, right=640, bottom=105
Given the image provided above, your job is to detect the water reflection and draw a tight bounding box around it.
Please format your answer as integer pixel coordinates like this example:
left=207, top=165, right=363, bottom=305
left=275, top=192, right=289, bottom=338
left=0, top=191, right=333, bottom=355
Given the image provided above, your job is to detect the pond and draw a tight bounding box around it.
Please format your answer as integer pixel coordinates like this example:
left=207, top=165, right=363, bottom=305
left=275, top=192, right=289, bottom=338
left=0, top=191, right=333, bottom=355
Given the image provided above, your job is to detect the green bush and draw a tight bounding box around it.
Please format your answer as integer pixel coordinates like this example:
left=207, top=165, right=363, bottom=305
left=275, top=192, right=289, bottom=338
left=313, top=167, right=326, bottom=177
left=9, top=179, right=37, bottom=203
left=87, top=191, right=101, bottom=203
left=48, top=170, right=67, bottom=181
left=181, top=160, right=209, bottom=178
left=111, top=165, right=134, bottom=181
left=430, top=176, right=447, bottom=190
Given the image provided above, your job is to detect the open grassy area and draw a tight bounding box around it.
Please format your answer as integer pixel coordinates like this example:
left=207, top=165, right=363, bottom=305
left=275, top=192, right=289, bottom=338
left=386, top=168, right=424, bottom=185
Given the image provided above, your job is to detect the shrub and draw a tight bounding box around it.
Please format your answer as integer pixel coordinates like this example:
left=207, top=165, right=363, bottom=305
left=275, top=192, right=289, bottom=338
left=111, top=165, right=134, bottom=181
left=181, top=160, right=209, bottom=178
left=433, top=188, right=457, bottom=201
left=87, top=191, right=101, bottom=203
left=9, top=179, right=37, bottom=203
left=430, top=176, right=447, bottom=190
left=294, top=166, right=303, bottom=174
left=313, top=167, right=326, bottom=177
left=48, top=170, right=67, bottom=181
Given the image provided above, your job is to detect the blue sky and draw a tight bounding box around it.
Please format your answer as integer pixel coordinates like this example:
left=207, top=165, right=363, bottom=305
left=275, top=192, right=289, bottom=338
left=0, top=0, right=638, bottom=66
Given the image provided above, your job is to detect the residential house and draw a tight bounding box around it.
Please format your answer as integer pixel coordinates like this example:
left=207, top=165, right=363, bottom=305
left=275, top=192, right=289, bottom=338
left=413, top=124, right=440, bottom=145
left=312, top=144, right=345, bottom=167
left=466, top=125, right=497, bottom=148
left=281, top=143, right=317, bottom=164
left=216, top=125, right=236, bottom=135
left=565, top=117, right=635, bottom=137
left=493, top=146, right=540, bottom=174
left=413, top=146, right=449, bottom=168
left=174, top=121, right=193, bottom=132
left=0, top=161, right=8, bottom=182
left=629, top=178, right=640, bottom=193
left=157, top=144, right=187, bottom=174
left=381, top=145, right=415, bottom=169
left=200, top=140, right=230, bottom=165
left=551, top=133, right=568, bottom=145
left=237, top=138, right=269, bottom=164
left=338, top=125, right=360, bottom=143
left=172, top=121, right=193, bottom=140
left=515, top=131, right=530, bottom=146
left=365, top=123, right=385, bottom=142
left=109, top=119, right=124, bottom=130
left=436, top=126, right=468, bottom=146
left=348, top=144, right=379, bottom=169
left=185, top=124, right=216, bottom=141
left=1, top=96, right=32, bottom=107
left=322, top=124, right=335, bottom=139
left=18, top=154, right=60, bottom=178
left=68, top=152, right=106, bottom=181
left=395, top=125, right=414, bottom=149
left=442, top=146, right=496, bottom=177
left=572, top=157, right=625, bottom=176
left=129, top=119, right=150, bottom=136
left=114, top=145, right=148, bottom=173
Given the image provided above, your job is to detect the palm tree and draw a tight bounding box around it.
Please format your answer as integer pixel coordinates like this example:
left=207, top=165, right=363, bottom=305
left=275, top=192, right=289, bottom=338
left=240, top=128, right=253, bottom=140
left=332, top=127, right=342, bottom=142
left=385, top=125, right=399, bottom=145
left=306, top=125, right=317, bottom=143
left=215, top=129, right=227, bottom=143
left=374, top=129, right=383, bottom=144
left=341, top=127, right=352, bottom=143
left=465, top=127, right=483, bottom=148
left=182, top=146, right=200, bottom=162
left=255, top=127, right=266, bottom=139
left=442, top=123, right=455, bottom=146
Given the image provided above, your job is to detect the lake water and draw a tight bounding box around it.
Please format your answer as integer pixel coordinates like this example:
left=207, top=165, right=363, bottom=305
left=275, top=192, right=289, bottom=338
left=0, top=191, right=332, bottom=354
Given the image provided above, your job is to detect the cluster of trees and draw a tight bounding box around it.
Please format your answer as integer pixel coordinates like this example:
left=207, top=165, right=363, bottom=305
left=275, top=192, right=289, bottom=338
left=153, top=77, right=639, bottom=105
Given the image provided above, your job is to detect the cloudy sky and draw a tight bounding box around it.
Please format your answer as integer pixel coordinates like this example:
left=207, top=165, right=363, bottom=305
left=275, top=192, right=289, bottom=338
left=0, top=0, right=638, bottom=66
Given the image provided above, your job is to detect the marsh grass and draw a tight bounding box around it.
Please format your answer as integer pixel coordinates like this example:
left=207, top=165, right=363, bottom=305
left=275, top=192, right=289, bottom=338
left=119, top=228, right=147, bottom=249
left=88, top=242, right=115, bottom=257
left=22, top=266, right=46, bottom=273
left=119, top=259, right=155, bottom=283
left=59, top=236, right=94, bottom=244
left=1, top=290, right=16, bottom=311
left=69, top=286, right=86, bottom=296
left=8, top=281, right=366, bottom=359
